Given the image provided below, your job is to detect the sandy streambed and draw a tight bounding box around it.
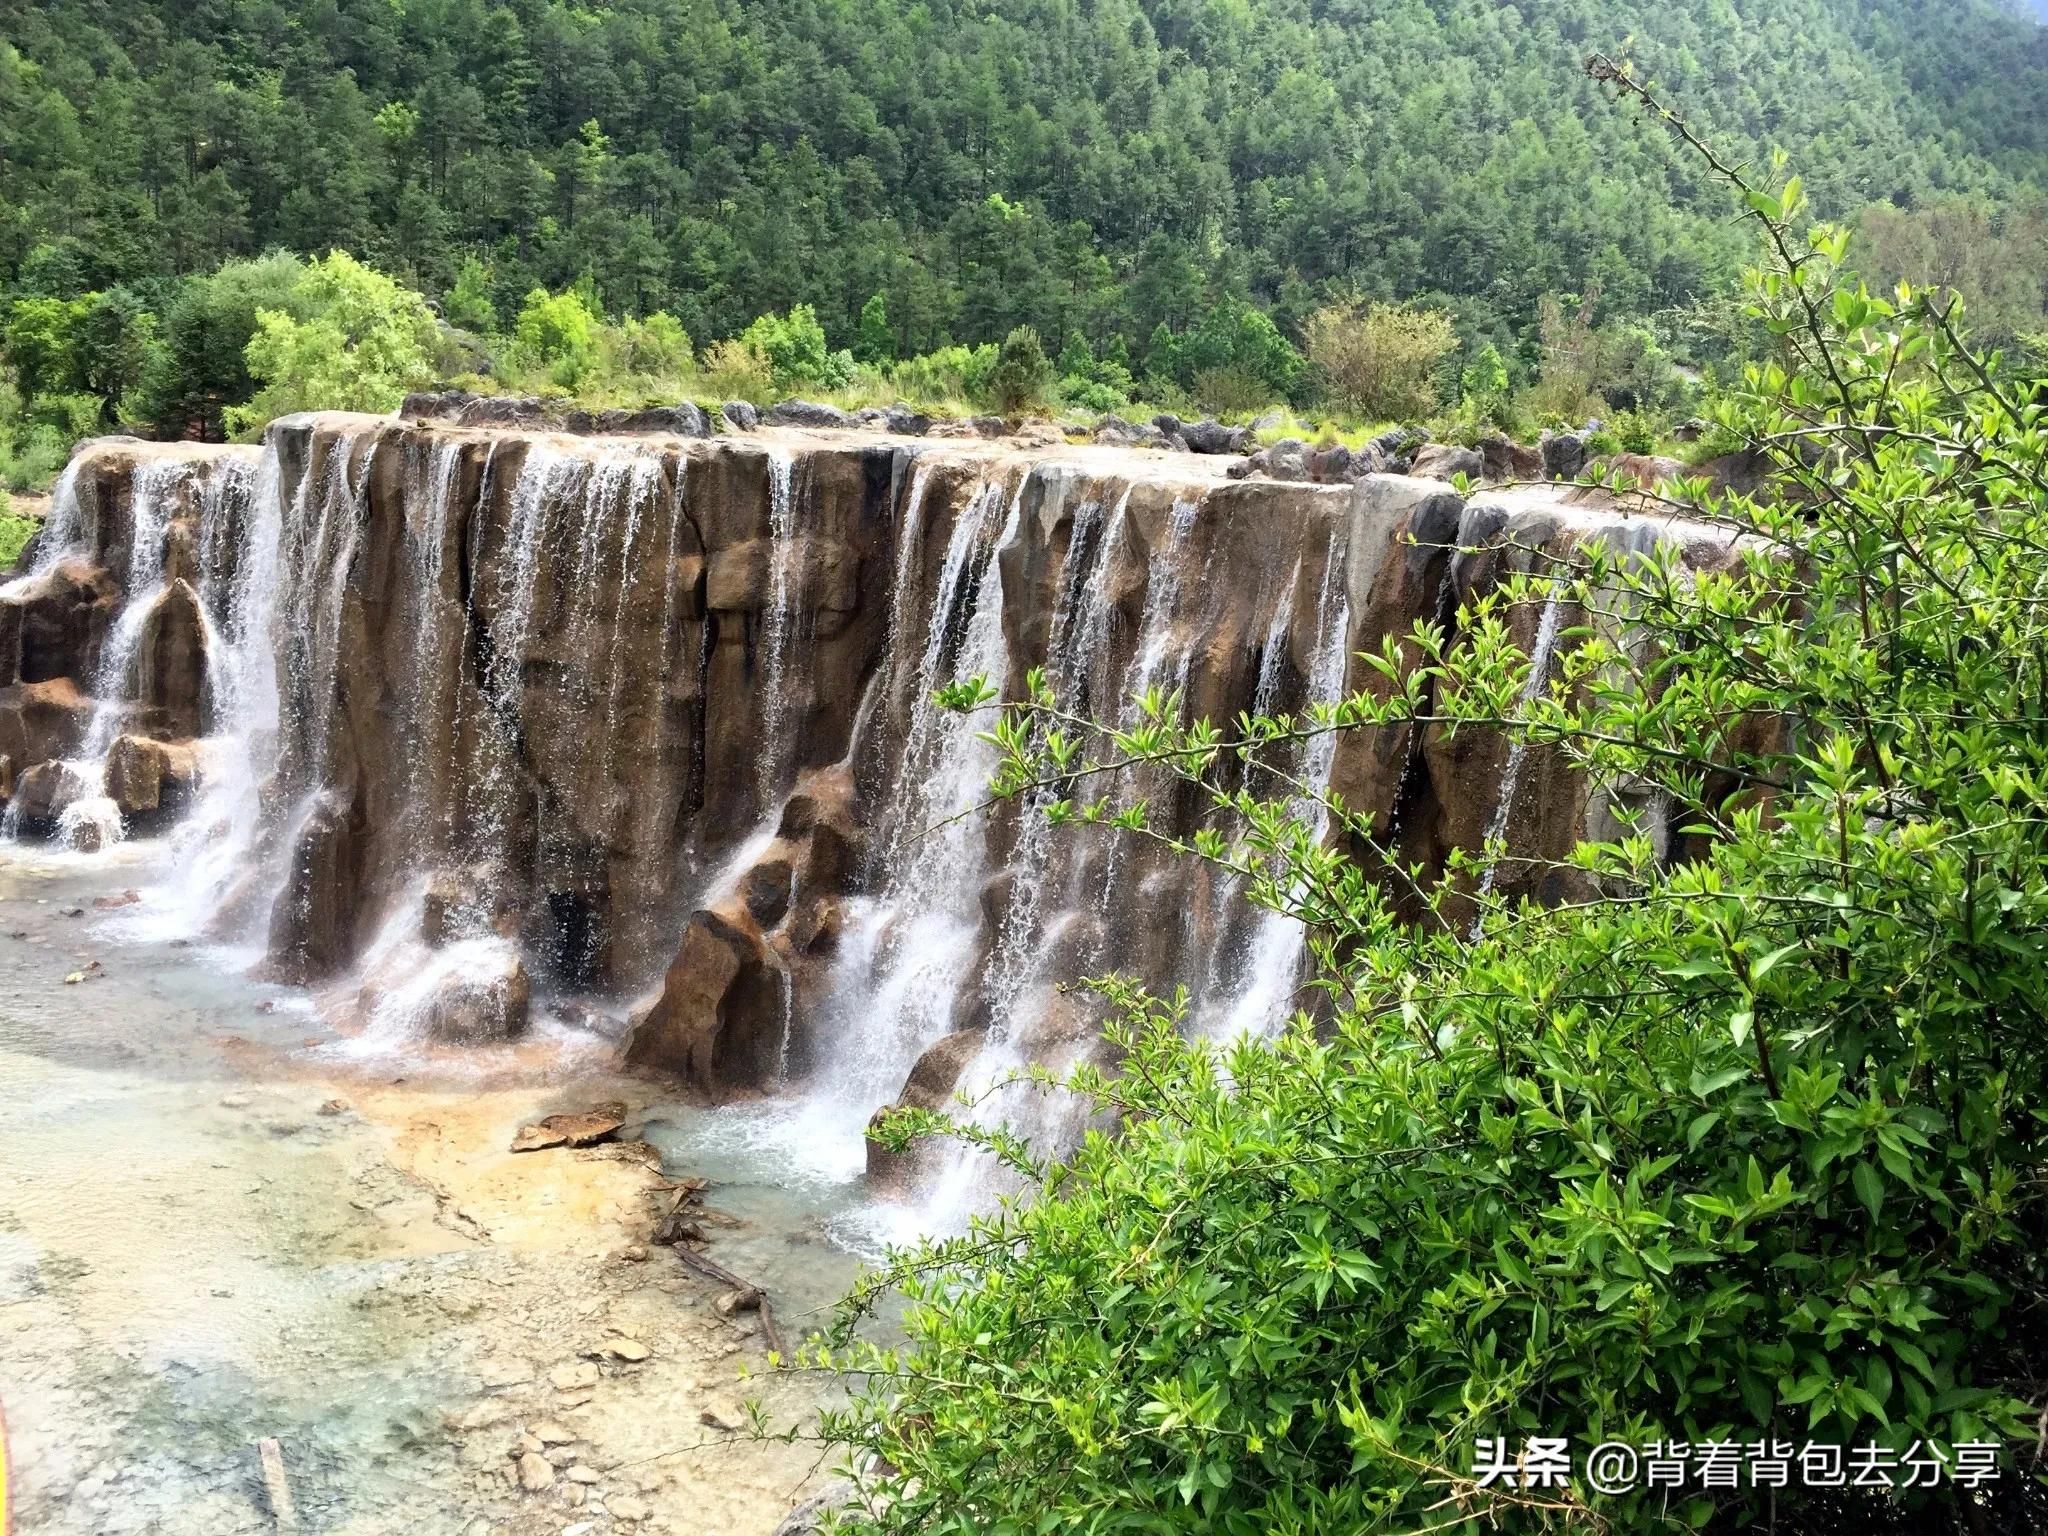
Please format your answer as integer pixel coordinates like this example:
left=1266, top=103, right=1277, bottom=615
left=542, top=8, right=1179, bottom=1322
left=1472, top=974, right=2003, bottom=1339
left=0, top=848, right=861, bottom=1536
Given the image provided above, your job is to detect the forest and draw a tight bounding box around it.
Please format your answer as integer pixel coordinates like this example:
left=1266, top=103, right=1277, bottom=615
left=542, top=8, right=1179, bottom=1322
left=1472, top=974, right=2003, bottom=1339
left=0, top=0, right=2044, bottom=488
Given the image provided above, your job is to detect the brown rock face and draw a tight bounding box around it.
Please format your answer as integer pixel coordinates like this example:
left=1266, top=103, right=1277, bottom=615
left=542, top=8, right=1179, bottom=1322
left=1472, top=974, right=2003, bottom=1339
left=20, top=414, right=1745, bottom=1168
left=0, top=559, right=119, bottom=686
left=132, top=579, right=211, bottom=740
left=104, top=734, right=201, bottom=818
left=0, top=678, right=93, bottom=788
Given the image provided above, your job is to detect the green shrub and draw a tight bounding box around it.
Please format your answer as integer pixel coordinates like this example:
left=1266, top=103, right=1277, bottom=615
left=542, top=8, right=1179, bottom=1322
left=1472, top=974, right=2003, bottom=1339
left=227, top=252, right=437, bottom=434
left=983, top=325, right=1052, bottom=415
left=1613, top=407, right=1662, bottom=454
left=511, top=285, right=600, bottom=388
left=738, top=303, right=851, bottom=392
left=1303, top=298, right=1457, bottom=419
left=814, top=79, right=2048, bottom=1536
left=890, top=344, right=996, bottom=407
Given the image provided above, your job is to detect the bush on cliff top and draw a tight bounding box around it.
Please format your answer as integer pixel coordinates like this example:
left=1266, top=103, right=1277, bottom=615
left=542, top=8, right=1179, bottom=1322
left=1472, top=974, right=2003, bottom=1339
left=808, top=69, right=2048, bottom=1534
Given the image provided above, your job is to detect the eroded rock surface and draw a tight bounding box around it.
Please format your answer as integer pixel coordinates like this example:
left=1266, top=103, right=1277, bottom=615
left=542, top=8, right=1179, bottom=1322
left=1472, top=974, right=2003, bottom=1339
left=8, top=414, right=1744, bottom=1164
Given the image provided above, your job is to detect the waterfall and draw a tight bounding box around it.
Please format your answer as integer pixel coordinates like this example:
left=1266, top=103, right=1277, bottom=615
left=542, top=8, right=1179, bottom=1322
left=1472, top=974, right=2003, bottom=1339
left=1, top=459, right=83, bottom=596
left=11, top=418, right=1639, bottom=1251
left=152, top=446, right=286, bottom=938
left=1471, top=592, right=1564, bottom=920
left=1206, top=524, right=1353, bottom=1040
left=740, top=470, right=1021, bottom=1196
left=755, top=448, right=802, bottom=807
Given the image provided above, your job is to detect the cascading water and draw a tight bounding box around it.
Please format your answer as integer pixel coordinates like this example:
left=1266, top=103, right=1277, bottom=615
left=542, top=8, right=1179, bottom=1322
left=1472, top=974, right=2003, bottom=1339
left=1206, top=527, right=1353, bottom=1039
left=6, top=415, right=1664, bottom=1258
left=721, top=469, right=1023, bottom=1209
left=754, top=449, right=802, bottom=807
left=1471, top=591, right=1564, bottom=924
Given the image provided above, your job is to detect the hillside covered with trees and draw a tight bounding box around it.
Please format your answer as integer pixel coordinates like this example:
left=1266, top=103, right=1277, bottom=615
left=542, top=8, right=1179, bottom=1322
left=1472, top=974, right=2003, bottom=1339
left=4, top=0, right=2046, bottom=364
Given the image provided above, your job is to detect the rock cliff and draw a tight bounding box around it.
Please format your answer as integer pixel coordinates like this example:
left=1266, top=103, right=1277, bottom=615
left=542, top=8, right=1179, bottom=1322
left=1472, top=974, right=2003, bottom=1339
left=0, top=413, right=1740, bottom=1195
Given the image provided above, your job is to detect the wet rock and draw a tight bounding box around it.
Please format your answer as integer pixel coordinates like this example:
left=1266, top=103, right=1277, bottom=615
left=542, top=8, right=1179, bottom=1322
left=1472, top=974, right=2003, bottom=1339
left=623, top=908, right=783, bottom=1092
left=866, top=1027, right=985, bottom=1191
left=8, top=759, right=91, bottom=826
left=0, top=678, right=94, bottom=784
left=510, top=1103, right=626, bottom=1153
left=104, top=734, right=200, bottom=818
left=403, top=950, right=531, bottom=1043
left=0, top=559, right=119, bottom=688
left=765, top=399, right=852, bottom=430
left=882, top=404, right=930, bottom=436
left=720, top=399, right=760, bottom=432
left=265, top=788, right=369, bottom=984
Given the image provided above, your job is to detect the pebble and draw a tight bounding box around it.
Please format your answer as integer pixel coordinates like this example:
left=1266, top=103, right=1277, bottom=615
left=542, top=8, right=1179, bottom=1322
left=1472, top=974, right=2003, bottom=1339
left=604, top=1337, right=650, bottom=1362
left=566, top=1466, right=601, bottom=1484
left=609, top=1494, right=651, bottom=1522
left=698, top=1399, right=747, bottom=1432
left=519, top=1432, right=545, bottom=1455
left=617, top=1244, right=648, bottom=1263
left=517, top=1451, right=556, bottom=1492
left=551, top=1361, right=600, bottom=1391
left=529, top=1420, right=577, bottom=1445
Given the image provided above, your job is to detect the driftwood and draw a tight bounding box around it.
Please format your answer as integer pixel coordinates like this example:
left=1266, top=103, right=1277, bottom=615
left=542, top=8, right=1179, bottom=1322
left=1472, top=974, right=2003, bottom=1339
left=256, top=1437, right=298, bottom=1531
left=651, top=1179, right=789, bottom=1358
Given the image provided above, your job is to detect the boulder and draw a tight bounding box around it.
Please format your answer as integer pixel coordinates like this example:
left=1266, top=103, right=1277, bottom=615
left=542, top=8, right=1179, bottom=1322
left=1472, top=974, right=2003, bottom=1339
left=866, top=1027, right=987, bottom=1192
left=1599, top=453, right=1689, bottom=492
left=8, top=759, right=89, bottom=826
left=1264, top=438, right=1311, bottom=481
left=400, top=390, right=475, bottom=423
left=0, top=557, right=119, bottom=686
left=623, top=909, right=784, bottom=1091
left=720, top=400, right=760, bottom=432
left=454, top=396, right=555, bottom=429
left=1541, top=429, right=1588, bottom=482
left=1408, top=443, right=1484, bottom=482
left=1180, top=418, right=1253, bottom=455
left=421, top=950, right=531, bottom=1042
left=0, top=677, right=93, bottom=779
left=1308, top=444, right=1355, bottom=484
left=883, top=404, right=931, bottom=436
left=1479, top=435, right=1543, bottom=482
left=598, top=403, right=709, bottom=438
left=104, top=734, right=200, bottom=818
left=765, top=399, right=852, bottom=430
